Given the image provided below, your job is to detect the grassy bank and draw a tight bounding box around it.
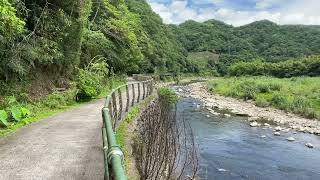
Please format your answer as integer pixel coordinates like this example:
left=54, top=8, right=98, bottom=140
left=116, top=95, right=156, bottom=179
left=0, top=78, right=126, bottom=138
left=208, top=76, right=320, bottom=119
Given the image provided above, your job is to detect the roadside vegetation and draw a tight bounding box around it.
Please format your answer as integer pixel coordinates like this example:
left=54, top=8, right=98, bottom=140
left=0, top=70, right=126, bottom=137
left=208, top=76, right=320, bottom=119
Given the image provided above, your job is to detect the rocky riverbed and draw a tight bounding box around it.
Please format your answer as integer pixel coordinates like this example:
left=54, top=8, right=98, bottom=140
left=177, top=82, right=320, bottom=136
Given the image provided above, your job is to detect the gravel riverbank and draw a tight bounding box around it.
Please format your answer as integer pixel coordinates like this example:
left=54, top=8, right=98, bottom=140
left=182, top=82, right=320, bottom=136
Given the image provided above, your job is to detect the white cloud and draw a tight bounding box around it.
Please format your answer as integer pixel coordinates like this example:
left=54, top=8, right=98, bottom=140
left=148, top=0, right=320, bottom=26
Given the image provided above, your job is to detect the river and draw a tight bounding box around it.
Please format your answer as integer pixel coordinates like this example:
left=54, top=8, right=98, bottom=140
left=177, top=97, right=320, bottom=180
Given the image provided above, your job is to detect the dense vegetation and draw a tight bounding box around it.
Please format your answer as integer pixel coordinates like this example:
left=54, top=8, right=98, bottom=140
left=0, top=0, right=188, bottom=131
left=229, top=56, right=320, bottom=77
left=171, top=20, right=320, bottom=75
left=0, top=0, right=187, bottom=86
left=208, top=77, right=320, bottom=119
left=1, top=0, right=320, bottom=130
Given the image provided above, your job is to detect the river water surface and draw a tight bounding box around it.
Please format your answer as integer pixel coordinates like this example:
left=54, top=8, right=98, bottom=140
left=177, top=98, right=320, bottom=180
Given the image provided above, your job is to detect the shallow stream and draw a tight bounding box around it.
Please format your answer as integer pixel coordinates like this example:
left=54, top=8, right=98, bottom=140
left=177, top=97, right=320, bottom=180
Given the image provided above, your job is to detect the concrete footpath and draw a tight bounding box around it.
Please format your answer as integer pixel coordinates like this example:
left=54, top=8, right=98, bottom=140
left=0, top=99, right=105, bottom=180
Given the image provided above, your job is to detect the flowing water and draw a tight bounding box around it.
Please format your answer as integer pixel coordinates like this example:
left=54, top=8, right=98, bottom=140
left=177, top=97, right=320, bottom=180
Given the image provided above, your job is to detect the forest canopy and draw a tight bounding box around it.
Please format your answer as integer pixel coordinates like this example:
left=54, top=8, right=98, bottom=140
left=171, top=19, right=320, bottom=75
left=0, top=0, right=188, bottom=84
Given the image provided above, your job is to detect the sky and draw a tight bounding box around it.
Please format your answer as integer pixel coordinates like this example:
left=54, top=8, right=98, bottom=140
left=146, top=0, right=320, bottom=26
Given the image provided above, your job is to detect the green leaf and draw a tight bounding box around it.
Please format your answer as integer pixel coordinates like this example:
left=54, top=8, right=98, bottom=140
left=21, top=107, right=31, bottom=118
left=0, top=110, right=8, bottom=127
left=11, top=106, right=22, bottom=122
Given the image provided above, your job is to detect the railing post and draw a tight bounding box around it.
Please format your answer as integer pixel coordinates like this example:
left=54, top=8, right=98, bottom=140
left=118, top=88, right=123, bottom=122
left=131, top=84, right=135, bottom=107
left=146, top=82, right=150, bottom=97
left=142, top=82, right=146, bottom=99
left=137, top=83, right=141, bottom=103
left=125, top=85, right=130, bottom=112
left=111, top=92, right=118, bottom=130
left=150, top=81, right=154, bottom=95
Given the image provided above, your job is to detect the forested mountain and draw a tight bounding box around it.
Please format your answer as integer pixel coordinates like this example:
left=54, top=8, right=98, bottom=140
left=0, top=0, right=187, bottom=86
left=1, top=0, right=319, bottom=84
left=172, top=19, right=320, bottom=61
left=171, top=19, right=320, bottom=74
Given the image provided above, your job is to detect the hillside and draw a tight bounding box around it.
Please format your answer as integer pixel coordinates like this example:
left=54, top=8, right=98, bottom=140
left=172, top=19, right=320, bottom=60
left=171, top=19, right=320, bottom=74
left=0, top=0, right=187, bottom=89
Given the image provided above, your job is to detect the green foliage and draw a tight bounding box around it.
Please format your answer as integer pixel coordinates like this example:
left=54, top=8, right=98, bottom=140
left=255, top=96, right=270, bottom=107
left=158, top=88, right=179, bottom=105
left=0, top=110, right=8, bottom=127
left=172, top=19, right=320, bottom=74
left=208, top=77, right=320, bottom=119
left=228, top=56, right=320, bottom=77
left=76, top=62, right=108, bottom=99
left=10, top=106, right=30, bottom=122
left=0, top=0, right=25, bottom=39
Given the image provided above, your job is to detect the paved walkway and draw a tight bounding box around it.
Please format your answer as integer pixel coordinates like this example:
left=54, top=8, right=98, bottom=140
left=0, top=99, right=105, bottom=180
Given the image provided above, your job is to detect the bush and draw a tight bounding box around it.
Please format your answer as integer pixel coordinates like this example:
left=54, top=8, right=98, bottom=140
left=255, top=96, right=270, bottom=107
left=228, top=56, right=320, bottom=77
left=257, top=82, right=282, bottom=93
left=158, top=88, right=179, bottom=105
left=238, top=81, right=257, bottom=100
left=271, top=93, right=290, bottom=110
left=290, top=96, right=315, bottom=118
left=44, top=93, right=67, bottom=109
left=76, top=62, right=108, bottom=100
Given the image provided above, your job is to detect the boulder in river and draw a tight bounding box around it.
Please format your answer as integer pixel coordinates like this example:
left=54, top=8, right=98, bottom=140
left=282, top=129, right=290, bottom=133
left=224, top=114, right=231, bottom=117
left=264, top=123, right=270, bottom=127
left=217, top=168, right=227, bottom=172
left=260, top=135, right=267, bottom=138
left=274, top=126, right=282, bottom=131
left=274, top=132, right=281, bottom=136
left=287, top=137, right=295, bottom=142
left=250, top=122, right=258, bottom=127
left=305, top=143, right=314, bottom=148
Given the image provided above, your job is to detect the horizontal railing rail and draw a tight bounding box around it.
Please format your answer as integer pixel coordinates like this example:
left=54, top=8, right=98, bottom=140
left=102, top=78, right=154, bottom=180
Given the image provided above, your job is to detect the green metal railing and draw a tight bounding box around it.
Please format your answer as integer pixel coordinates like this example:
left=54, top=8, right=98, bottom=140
left=102, top=79, right=154, bottom=180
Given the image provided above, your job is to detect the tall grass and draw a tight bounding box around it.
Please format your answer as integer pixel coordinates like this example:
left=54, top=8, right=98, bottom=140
left=208, top=76, right=320, bottom=119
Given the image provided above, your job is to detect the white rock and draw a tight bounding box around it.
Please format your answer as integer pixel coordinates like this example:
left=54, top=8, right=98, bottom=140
left=178, top=88, right=183, bottom=92
left=196, top=104, right=201, bottom=108
left=217, top=168, right=227, bottom=172
left=287, top=137, right=295, bottom=142
left=224, top=114, right=231, bottom=117
left=260, top=135, right=267, bottom=138
left=274, top=132, right=281, bottom=136
left=264, top=123, right=270, bottom=127
left=282, top=129, right=290, bottom=133
left=305, top=143, right=314, bottom=148
left=206, top=115, right=210, bottom=118
left=250, top=122, right=258, bottom=127
left=274, top=126, right=282, bottom=131
left=248, top=117, right=258, bottom=122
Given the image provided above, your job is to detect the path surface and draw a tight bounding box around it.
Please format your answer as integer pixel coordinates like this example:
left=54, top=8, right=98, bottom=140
left=0, top=99, right=105, bottom=180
